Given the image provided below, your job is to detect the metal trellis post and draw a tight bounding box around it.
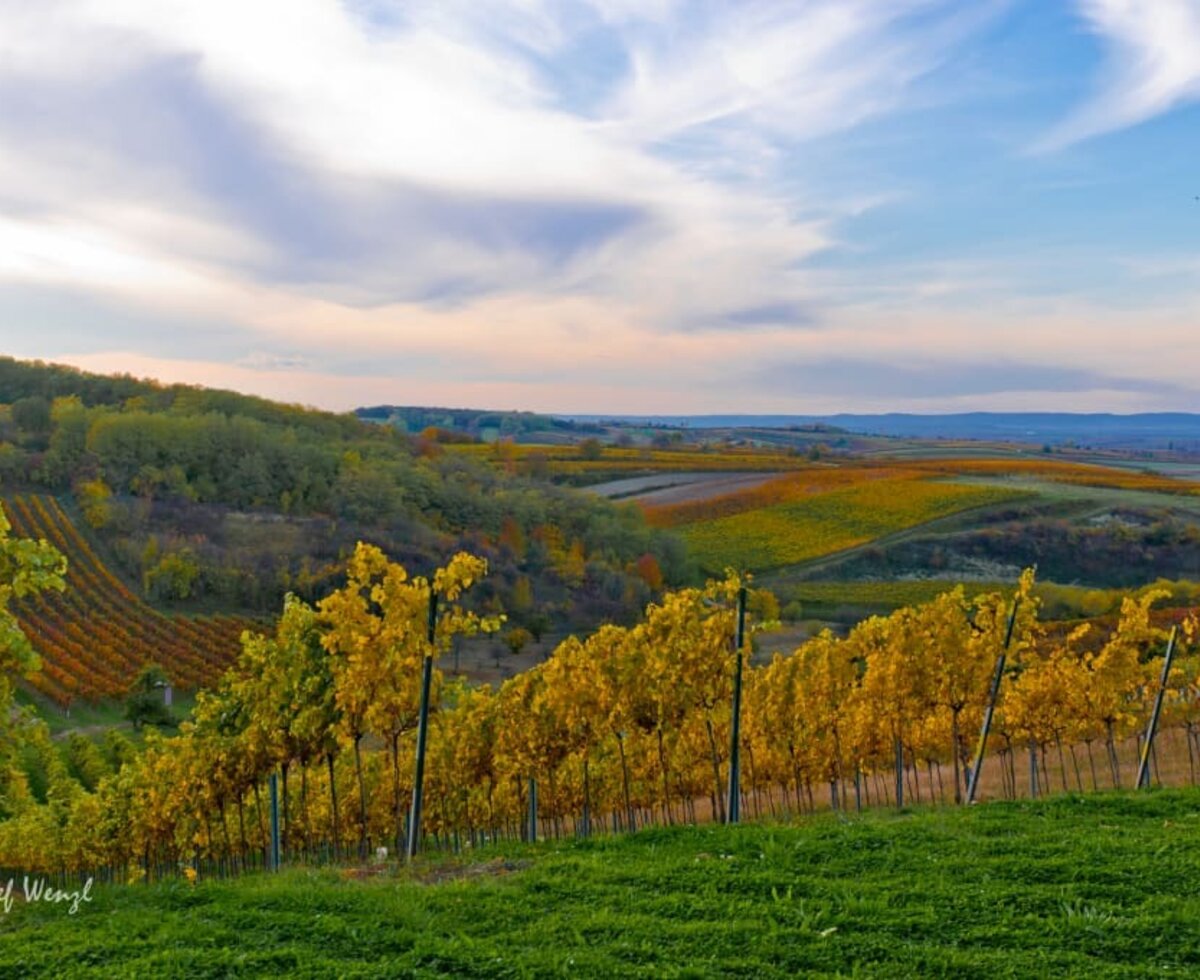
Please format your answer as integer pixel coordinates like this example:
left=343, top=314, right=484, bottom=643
left=727, top=586, right=748, bottom=824
left=965, top=597, right=1021, bottom=804
left=1137, top=626, right=1179, bottom=790
left=406, top=590, right=438, bottom=860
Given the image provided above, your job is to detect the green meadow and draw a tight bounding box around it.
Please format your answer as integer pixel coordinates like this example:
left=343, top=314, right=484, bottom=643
left=3, top=790, right=1199, bottom=978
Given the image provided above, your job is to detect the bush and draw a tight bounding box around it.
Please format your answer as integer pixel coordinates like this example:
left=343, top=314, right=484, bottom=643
left=504, top=627, right=533, bottom=656
left=124, top=664, right=175, bottom=731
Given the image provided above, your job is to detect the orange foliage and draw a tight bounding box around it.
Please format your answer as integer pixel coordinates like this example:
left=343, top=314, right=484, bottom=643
left=3, top=494, right=254, bottom=705
left=633, top=553, right=664, bottom=591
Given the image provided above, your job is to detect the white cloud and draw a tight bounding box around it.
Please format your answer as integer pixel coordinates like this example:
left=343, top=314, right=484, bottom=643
left=4, top=0, right=1192, bottom=412
left=1037, top=0, right=1200, bottom=151
left=610, top=2, right=936, bottom=145
left=0, top=0, right=976, bottom=331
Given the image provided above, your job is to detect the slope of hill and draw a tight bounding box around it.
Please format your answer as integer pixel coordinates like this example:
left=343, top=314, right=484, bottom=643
left=3, top=494, right=253, bottom=704
left=0, top=358, right=687, bottom=638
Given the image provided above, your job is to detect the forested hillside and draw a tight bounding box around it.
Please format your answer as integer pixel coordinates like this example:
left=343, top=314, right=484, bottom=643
left=0, top=358, right=688, bottom=629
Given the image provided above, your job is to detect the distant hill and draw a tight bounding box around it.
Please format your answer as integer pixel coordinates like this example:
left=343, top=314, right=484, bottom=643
left=358, top=405, right=603, bottom=441
left=0, top=358, right=687, bottom=642
left=562, top=412, right=1200, bottom=451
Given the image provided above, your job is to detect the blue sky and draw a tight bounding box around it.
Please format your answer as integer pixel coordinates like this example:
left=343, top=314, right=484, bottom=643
left=0, top=0, right=1198, bottom=413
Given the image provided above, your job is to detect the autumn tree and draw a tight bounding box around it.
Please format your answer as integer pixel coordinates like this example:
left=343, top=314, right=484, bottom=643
left=0, top=509, right=66, bottom=721
left=319, top=544, right=497, bottom=857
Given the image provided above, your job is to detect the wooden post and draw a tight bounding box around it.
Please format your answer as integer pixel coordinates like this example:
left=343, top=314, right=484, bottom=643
left=406, top=590, right=438, bottom=860
left=726, top=586, right=748, bottom=824
left=894, top=734, right=904, bottom=808
left=965, top=598, right=1021, bottom=804
left=1137, top=627, right=1179, bottom=789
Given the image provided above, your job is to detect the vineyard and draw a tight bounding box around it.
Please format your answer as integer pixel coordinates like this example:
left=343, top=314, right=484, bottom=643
left=669, top=476, right=1024, bottom=572
left=1, top=544, right=1198, bottom=887
left=633, top=455, right=1200, bottom=577
left=905, top=457, right=1200, bottom=496
left=2, top=494, right=253, bottom=704
left=641, top=465, right=909, bottom=527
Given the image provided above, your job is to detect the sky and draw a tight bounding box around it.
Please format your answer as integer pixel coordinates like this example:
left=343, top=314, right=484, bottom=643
left=1, top=0, right=1198, bottom=415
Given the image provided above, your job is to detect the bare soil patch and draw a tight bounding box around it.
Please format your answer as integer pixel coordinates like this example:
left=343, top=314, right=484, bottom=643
left=610, top=471, right=782, bottom=506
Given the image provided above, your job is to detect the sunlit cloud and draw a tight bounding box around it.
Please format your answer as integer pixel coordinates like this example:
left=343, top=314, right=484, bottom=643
left=1035, top=0, right=1200, bottom=151
left=0, top=0, right=1197, bottom=412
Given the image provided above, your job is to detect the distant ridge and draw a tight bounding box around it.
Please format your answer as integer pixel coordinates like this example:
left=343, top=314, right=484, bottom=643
left=558, top=412, right=1200, bottom=449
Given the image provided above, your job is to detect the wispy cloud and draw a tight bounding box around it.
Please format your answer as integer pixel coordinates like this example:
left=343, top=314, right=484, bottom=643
left=0, top=1, right=1197, bottom=412
left=1036, top=0, right=1200, bottom=151
left=0, top=1, right=978, bottom=316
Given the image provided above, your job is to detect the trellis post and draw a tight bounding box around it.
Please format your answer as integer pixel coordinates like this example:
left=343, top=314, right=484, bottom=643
left=965, top=598, right=1021, bottom=804
left=1137, top=626, right=1179, bottom=789
left=406, top=590, right=438, bottom=860
left=727, top=586, right=748, bottom=823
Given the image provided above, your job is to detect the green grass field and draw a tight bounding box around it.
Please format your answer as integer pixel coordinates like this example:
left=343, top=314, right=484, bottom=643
left=14, top=689, right=198, bottom=745
left=4, top=791, right=1199, bottom=977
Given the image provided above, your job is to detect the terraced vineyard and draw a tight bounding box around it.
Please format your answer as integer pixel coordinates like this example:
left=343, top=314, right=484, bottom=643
left=3, top=494, right=254, bottom=704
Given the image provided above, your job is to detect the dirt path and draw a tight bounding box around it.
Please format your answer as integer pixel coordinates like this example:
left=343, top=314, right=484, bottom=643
left=51, top=721, right=133, bottom=742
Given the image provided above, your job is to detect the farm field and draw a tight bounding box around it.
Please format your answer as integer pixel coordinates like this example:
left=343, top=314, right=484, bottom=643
left=2, top=494, right=254, bottom=704
left=951, top=474, right=1200, bottom=515
left=791, top=482, right=1200, bottom=597
left=587, top=470, right=781, bottom=503
left=452, top=441, right=814, bottom=478
left=3, top=791, right=1199, bottom=978
left=628, top=454, right=1200, bottom=580
left=673, top=477, right=1026, bottom=573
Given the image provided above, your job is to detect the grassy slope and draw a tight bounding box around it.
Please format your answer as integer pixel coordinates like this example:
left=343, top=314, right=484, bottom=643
left=4, top=791, right=1200, bottom=978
